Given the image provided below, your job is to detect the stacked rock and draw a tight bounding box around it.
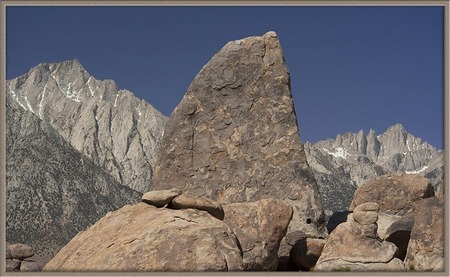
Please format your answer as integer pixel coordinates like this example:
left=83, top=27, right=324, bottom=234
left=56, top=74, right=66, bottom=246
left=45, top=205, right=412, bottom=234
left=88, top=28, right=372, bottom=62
left=352, top=202, right=379, bottom=238
left=141, top=189, right=225, bottom=220
left=314, top=202, right=405, bottom=271
left=6, top=243, right=41, bottom=271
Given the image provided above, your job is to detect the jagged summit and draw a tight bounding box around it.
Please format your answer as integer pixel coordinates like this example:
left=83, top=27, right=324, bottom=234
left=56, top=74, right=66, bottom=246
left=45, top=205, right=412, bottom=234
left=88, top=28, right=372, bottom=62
left=6, top=59, right=168, bottom=193
left=304, top=123, right=443, bottom=217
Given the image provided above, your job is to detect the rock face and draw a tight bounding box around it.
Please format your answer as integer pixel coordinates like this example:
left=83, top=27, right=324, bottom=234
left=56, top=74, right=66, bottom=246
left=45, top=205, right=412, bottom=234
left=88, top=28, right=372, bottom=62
left=5, top=242, right=42, bottom=272
left=304, top=124, right=443, bottom=218
left=315, top=203, right=405, bottom=271
left=6, top=95, right=141, bottom=265
left=43, top=202, right=244, bottom=271
left=222, top=199, right=293, bottom=270
left=151, top=31, right=325, bottom=238
left=349, top=173, right=434, bottom=215
left=6, top=59, right=167, bottom=193
left=404, top=197, right=444, bottom=271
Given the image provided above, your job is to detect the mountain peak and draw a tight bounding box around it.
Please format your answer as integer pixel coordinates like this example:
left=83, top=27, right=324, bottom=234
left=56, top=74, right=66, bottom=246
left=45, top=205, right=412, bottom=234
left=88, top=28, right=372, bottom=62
left=386, top=123, right=406, bottom=133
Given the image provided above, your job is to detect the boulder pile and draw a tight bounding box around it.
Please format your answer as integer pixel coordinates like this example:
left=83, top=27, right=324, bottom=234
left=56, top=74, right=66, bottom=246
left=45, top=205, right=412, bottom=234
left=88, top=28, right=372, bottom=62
left=6, top=243, right=42, bottom=272
left=43, top=190, right=292, bottom=271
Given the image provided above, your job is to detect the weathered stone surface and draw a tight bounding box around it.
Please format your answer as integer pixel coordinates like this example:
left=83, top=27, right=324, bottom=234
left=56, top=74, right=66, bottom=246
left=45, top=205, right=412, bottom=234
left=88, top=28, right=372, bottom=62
left=290, top=238, right=325, bottom=271
left=6, top=95, right=141, bottom=266
left=352, top=202, right=379, bottom=225
left=404, top=197, right=444, bottom=271
left=8, top=243, right=34, bottom=259
left=169, top=193, right=225, bottom=220
left=20, top=260, right=42, bottom=271
left=141, top=189, right=182, bottom=208
left=222, top=199, right=293, bottom=270
left=349, top=173, right=434, bottom=215
left=315, top=221, right=404, bottom=271
left=6, top=259, right=21, bottom=271
left=43, top=203, right=243, bottom=271
left=277, top=230, right=307, bottom=271
left=7, top=59, right=167, bottom=193
left=151, top=31, right=325, bottom=239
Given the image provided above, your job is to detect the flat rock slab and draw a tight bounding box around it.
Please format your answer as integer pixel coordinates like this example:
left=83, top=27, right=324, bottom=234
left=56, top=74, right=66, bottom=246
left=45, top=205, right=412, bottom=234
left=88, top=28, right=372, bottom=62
left=141, top=189, right=182, bottom=208
left=168, top=193, right=224, bottom=220
left=151, top=31, right=325, bottom=238
left=223, top=199, right=293, bottom=270
left=43, top=203, right=243, bottom=271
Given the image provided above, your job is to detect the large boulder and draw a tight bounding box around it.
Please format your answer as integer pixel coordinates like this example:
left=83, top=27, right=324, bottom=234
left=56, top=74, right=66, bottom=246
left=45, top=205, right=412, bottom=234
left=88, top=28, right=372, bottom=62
left=404, top=197, right=444, bottom=271
left=315, top=203, right=405, bottom=271
left=222, top=199, right=293, bottom=270
left=349, top=173, right=434, bottom=215
left=151, top=31, right=325, bottom=239
left=43, top=203, right=243, bottom=271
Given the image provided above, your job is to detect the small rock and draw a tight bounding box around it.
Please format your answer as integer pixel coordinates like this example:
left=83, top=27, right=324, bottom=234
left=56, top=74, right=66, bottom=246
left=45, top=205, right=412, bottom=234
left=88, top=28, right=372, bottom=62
left=353, top=202, right=379, bottom=225
left=290, top=238, right=325, bottom=271
left=8, top=243, right=34, bottom=259
left=168, top=193, right=224, bottom=220
left=141, top=189, right=182, bottom=208
left=6, top=259, right=21, bottom=271
left=20, top=260, right=42, bottom=271
left=277, top=230, right=307, bottom=271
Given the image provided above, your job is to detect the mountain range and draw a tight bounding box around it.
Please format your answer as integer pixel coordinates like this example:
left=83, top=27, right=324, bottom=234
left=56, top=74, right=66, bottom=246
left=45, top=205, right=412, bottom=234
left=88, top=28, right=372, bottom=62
left=6, top=59, right=167, bottom=193
left=304, top=124, right=444, bottom=218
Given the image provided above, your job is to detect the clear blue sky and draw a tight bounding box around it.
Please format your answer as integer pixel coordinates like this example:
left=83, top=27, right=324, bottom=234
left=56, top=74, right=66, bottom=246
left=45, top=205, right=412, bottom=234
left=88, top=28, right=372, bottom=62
left=6, top=5, right=444, bottom=149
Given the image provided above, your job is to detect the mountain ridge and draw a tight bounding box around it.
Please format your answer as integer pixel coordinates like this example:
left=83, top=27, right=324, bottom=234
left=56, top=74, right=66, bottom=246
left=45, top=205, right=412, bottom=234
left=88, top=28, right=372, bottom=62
left=304, top=123, right=443, bottom=218
left=6, top=59, right=167, bottom=193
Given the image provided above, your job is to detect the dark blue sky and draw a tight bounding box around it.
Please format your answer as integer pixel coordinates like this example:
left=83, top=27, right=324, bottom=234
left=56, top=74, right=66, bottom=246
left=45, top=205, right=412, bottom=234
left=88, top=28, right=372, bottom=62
left=6, top=6, right=444, bottom=149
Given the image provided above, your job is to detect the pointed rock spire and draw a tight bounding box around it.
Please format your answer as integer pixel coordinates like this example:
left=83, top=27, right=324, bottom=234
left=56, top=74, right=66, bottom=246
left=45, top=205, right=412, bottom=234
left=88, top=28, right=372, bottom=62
left=151, top=32, right=326, bottom=237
